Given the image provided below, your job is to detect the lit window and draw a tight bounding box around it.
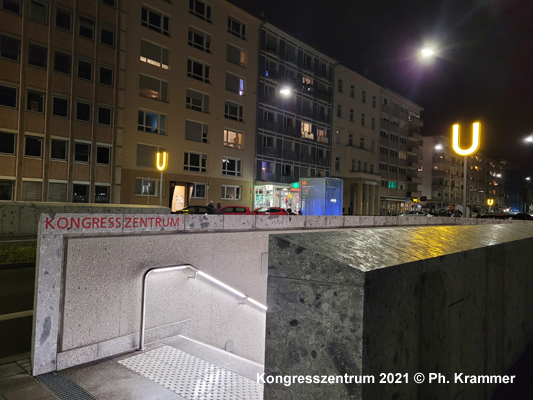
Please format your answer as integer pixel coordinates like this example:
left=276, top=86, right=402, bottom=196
left=139, top=74, right=168, bottom=102
left=223, top=130, right=243, bottom=149
left=222, top=185, right=240, bottom=200
left=138, top=109, right=166, bottom=135
left=227, top=44, right=246, bottom=67
left=226, top=73, right=244, bottom=95
left=140, top=40, right=169, bottom=70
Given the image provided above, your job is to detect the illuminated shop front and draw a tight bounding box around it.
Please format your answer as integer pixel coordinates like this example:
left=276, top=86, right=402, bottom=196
left=254, top=184, right=301, bottom=211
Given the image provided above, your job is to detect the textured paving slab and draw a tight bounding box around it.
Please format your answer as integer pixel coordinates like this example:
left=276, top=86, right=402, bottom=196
left=119, top=346, right=263, bottom=400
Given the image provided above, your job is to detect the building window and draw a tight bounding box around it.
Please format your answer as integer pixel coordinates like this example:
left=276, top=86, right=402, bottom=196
left=262, top=136, right=274, bottom=148
left=139, top=74, right=168, bottom=102
left=360, top=137, right=365, bottom=150
left=99, top=66, right=113, bottom=86
left=96, top=145, right=111, bottom=165
left=226, top=73, right=244, bottom=95
left=184, top=151, right=207, bottom=173
left=349, top=109, right=354, bottom=122
left=27, top=90, right=45, bottom=113
left=362, top=90, right=366, bottom=103
left=361, top=113, right=366, bottom=126
left=301, top=122, right=313, bottom=140
left=25, top=136, right=42, bottom=158
left=0, top=131, right=16, bottom=155
left=54, top=52, right=71, bottom=75
left=371, top=117, right=376, bottom=129
left=191, top=183, right=206, bottom=198
left=79, top=16, right=95, bottom=40
left=74, top=142, right=90, bottom=163
left=388, top=181, right=397, bottom=189
left=390, top=149, right=398, bottom=157
left=380, top=146, right=388, bottom=155
left=48, top=182, right=67, bottom=202
left=136, top=143, right=165, bottom=167
left=228, top=16, right=246, bottom=39
left=22, top=181, right=42, bottom=201
left=185, top=120, right=208, bottom=143
left=50, top=139, right=67, bottom=161
left=76, top=101, right=91, bottom=122
left=100, top=26, right=115, bottom=47
left=372, top=96, right=376, bottom=107
left=0, top=34, right=21, bottom=62
left=337, top=79, right=343, bottom=93
left=399, top=151, right=407, bottom=160
left=222, top=157, right=241, bottom=176
left=224, top=129, right=243, bottom=149
left=224, top=101, right=243, bottom=122
left=56, top=8, right=72, bottom=31
left=336, top=104, right=342, bottom=118
left=2, top=0, right=20, bottom=14
left=335, top=157, right=340, bottom=171
left=140, top=40, right=169, bottom=69
left=222, top=185, right=240, bottom=200
left=141, top=6, right=169, bottom=36
left=30, top=0, right=48, bottom=23
left=227, top=44, right=246, bottom=67
left=72, top=183, right=89, bottom=203
left=102, top=0, right=115, bottom=7
left=78, top=59, right=93, bottom=81
left=98, top=106, right=112, bottom=125
left=187, top=59, right=210, bottom=83
left=94, top=185, right=110, bottom=203
left=0, top=84, right=18, bottom=108
left=350, top=85, right=355, bottom=98
left=28, top=43, right=47, bottom=68
left=189, top=0, right=211, bottom=22
left=186, top=89, right=209, bottom=112
left=264, top=110, right=275, bottom=122
left=188, top=27, right=211, bottom=53
left=348, top=133, right=354, bottom=146
left=52, top=96, right=69, bottom=117
left=135, top=178, right=157, bottom=195
left=138, top=110, right=166, bottom=135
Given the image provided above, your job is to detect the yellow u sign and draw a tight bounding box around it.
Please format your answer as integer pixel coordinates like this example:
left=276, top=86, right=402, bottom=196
left=452, top=122, right=480, bottom=156
left=487, top=199, right=494, bottom=206
left=156, top=152, right=168, bottom=171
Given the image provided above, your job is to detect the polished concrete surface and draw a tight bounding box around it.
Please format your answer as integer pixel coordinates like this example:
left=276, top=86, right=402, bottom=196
left=0, top=336, right=263, bottom=400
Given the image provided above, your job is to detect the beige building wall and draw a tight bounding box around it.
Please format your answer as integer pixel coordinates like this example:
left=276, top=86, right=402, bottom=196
left=331, top=65, right=381, bottom=215
left=0, top=0, right=120, bottom=203
left=118, top=0, right=260, bottom=209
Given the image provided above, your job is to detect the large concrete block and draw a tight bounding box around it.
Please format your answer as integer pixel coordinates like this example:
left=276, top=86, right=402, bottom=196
left=264, top=224, right=533, bottom=400
left=223, top=215, right=256, bottom=230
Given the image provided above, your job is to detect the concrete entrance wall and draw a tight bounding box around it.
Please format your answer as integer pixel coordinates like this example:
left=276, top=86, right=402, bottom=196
left=32, top=213, right=529, bottom=376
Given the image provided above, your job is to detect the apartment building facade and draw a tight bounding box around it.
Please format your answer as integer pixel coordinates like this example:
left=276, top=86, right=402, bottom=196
left=0, top=0, right=119, bottom=203
left=118, top=0, right=259, bottom=210
left=330, top=65, right=381, bottom=215
left=420, top=135, right=507, bottom=212
left=254, top=23, right=335, bottom=210
left=379, top=89, right=423, bottom=215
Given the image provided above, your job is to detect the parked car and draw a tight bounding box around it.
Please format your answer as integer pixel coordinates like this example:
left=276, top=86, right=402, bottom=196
left=218, top=205, right=252, bottom=215
left=399, top=210, right=434, bottom=217
left=173, top=206, right=218, bottom=214
left=252, top=207, right=289, bottom=215
left=480, top=212, right=533, bottom=220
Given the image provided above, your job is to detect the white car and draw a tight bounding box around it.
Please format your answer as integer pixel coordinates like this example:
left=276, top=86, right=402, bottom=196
left=399, top=210, right=434, bottom=217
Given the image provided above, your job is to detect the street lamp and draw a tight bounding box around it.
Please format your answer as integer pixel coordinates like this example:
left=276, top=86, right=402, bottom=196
left=418, top=45, right=438, bottom=63
left=525, top=135, right=533, bottom=144
left=452, top=122, right=481, bottom=217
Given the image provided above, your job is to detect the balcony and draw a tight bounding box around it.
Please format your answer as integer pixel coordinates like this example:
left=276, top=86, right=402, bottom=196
left=317, top=136, right=329, bottom=144
left=407, top=161, right=421, bottom=170
left=408, top=130, right=422, bottom=141
left=301, top=132, right=314, bottom=141
left=407, top=176, right=422, bottom=184
left=263, top=147, right=280, bottom=158
left=260, top=172, right=277, bottom=182
left=317, top=158, right=329, bottom=167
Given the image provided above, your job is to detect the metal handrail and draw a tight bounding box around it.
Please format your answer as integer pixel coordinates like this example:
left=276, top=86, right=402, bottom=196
left=137, top=264, right=267, bottom=351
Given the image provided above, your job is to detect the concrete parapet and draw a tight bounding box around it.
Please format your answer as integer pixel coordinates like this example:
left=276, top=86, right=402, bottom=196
left=264, top=224, right=533, bottom=399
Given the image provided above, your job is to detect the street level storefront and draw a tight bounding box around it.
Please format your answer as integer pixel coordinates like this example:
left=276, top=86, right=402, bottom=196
left=254, top=184, right=301, bottom=211
left=380, top=198, right=410, bottom=216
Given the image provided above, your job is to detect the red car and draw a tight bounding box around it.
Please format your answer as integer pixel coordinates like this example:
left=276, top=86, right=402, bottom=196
left=252, top=207, right=289, bottom=215
left=218, top=205, right=252, bottom=215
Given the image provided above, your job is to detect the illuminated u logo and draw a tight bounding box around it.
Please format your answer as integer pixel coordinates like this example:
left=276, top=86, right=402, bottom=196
left=487, top=199, right=494, bottom=206
left=156, top=152, right=168, bottom=171
left=452, top=122, right=480, bottom=156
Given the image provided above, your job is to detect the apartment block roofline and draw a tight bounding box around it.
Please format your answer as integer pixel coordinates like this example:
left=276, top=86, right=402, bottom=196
left=381, top=87, right=424, bottom=111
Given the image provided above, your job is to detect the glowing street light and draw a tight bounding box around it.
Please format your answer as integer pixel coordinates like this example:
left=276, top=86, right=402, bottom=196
left=525, top=135, right=533, bottom=144
left=279, top=86, right=292, bottom=96
left=418, top=44, right=438, bottom=63
left=452, top=122, right=481, bottom=217
left=434, top=144, right=443, bottom=151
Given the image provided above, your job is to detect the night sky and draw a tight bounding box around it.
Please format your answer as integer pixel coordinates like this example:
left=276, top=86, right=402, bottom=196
left=228, top=0, right=533, bottom=175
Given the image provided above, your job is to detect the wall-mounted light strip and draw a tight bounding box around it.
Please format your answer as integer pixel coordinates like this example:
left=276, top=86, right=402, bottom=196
left=138, top=264, right=267, bottom=351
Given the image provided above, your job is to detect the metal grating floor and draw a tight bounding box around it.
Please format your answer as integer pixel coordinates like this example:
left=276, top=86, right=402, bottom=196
left=119, top=346, right=263, bottom=400
left=36, top=371, right=97, bottom=400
